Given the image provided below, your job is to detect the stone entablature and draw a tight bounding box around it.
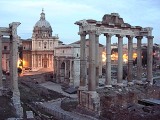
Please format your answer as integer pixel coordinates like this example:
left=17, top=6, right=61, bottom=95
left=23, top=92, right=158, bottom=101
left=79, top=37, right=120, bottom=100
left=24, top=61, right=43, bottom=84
left=75, top=13, right=152, bottom=37
left=55, top=44, right=80, bottom=58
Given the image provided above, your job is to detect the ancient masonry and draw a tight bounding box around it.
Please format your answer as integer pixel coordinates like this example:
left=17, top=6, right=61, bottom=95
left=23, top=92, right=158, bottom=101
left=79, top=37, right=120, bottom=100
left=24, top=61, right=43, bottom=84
left=75, top=13, right=153, bottom=114
left=0, top=22, right=23, bottom=118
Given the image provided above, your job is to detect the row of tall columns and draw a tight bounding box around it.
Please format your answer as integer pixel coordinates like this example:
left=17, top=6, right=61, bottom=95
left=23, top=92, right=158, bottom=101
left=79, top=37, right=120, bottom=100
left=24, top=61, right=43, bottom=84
left=79, top=33, right=153, bottom=88
left=104, top=35, right=154, bottom=86
left=79, top=31, right=99, bottom=91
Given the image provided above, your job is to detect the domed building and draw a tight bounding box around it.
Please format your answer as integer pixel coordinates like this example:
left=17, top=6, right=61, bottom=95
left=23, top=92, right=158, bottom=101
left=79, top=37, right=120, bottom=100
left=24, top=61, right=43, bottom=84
left=31, top=9, right=60, bottom=71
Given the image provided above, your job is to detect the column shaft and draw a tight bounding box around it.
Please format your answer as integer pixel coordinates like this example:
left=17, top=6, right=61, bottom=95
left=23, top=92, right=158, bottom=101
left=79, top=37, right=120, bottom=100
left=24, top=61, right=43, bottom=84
left=56, top=59, right=60, bottom=83
left=69, top=60, right=73, bottom=84
left=9, top=22, right=21, bottom=94
left=105, top=34, right=112, bottom=86
left=127, top=36, right=133, bottom=82
left=80, top=33, right=87, bottom=86
left=95, top=34, right=99, bottom=87
left=0, top=35, right=3, bottom=88
left=136, top=36, right=142, bottom=80
left=117, top=35, right=123, bottom=84
left=88, top=31, right=96, bottom=91
left=64, top=60, right=67, bottom=78
left=147, top=36, right=154, bottom=84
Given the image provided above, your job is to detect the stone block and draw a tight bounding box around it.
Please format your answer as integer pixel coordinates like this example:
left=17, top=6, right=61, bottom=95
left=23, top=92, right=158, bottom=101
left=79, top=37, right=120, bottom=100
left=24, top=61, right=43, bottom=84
left=26, top=111, right=34, bottom=119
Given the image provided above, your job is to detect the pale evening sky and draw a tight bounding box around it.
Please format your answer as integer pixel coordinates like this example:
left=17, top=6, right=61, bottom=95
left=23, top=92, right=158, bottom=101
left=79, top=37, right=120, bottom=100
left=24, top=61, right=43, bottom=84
left=0, top=0, right=160, bottom=45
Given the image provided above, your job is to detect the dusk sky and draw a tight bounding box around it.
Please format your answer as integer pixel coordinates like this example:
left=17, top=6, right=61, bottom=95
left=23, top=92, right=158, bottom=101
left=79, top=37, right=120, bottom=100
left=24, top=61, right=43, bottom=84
left=1, top=0, right=160, bottom=45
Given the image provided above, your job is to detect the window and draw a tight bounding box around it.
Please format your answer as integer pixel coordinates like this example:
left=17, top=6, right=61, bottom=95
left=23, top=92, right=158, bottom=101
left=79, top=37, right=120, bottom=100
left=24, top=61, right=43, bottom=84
left=44, top=42, right=47, bottom=49
left=4, top=46, right=7, bottom=50
left=39, top=42, right=41, bottom=47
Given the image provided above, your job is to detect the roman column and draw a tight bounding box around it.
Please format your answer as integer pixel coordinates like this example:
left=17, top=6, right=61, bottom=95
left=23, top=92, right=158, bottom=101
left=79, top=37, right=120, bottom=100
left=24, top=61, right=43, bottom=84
left=136, top=36, right=143, bottom=81
left=95, top=34, right=99, bottom=87
left=117, top=35, right=124, bottom=86
left=147, top=36, right=154, bottom=85
left=9, top=22, right=21, bottom=94
left=9, top=22, right=23, bottom=118
left=105, top=33, right=112, bottom=87
left=64, top=60, right=67, bottom=79
left=69, top=60, right=73, bottom=85
left=56, top=58, right=60, bottom=83
left=79, top=32, right=87, bottom=87
left=127, top=35, right=133, bottom=84
left=0, top=34, right=3, bottom=91
left=88, top=31, right=96, bottom=91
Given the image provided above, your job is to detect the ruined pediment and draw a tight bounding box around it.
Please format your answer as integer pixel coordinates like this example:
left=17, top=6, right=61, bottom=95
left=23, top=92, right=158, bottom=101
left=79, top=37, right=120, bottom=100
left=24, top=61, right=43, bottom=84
left=102, top=13, right=125, bottom=26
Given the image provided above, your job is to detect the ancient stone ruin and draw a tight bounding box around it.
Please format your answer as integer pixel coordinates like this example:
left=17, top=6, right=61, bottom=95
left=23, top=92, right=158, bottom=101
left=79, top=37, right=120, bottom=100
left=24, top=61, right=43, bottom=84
left=75, top=13, right=154, bottom=115
left=0, top=22, right=23, bottom=118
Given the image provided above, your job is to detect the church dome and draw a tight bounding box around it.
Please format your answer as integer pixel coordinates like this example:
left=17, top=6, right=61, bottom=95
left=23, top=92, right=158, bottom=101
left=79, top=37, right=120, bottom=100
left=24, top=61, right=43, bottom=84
left=35, top=19, right=51, bottom=28
left=34, top=9, right=52, bottom=28
left=33, top=9, right=52, bottom=38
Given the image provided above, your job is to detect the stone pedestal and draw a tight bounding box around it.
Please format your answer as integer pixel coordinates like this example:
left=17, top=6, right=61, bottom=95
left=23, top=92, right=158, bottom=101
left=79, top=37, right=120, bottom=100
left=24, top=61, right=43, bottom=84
left=77, top=90, right=100, bottom=116
left=12, top=92, right=23, bottom=118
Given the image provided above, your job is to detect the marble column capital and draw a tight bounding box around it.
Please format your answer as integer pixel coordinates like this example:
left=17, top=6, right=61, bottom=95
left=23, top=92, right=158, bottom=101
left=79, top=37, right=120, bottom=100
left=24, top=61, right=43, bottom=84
left=146, top=36, right=154, bottom=39
left=116, top=34, right=125, bottom=38
left=126, top=35, right=134, bottom=39
left=9, top=22, right=20, bottom=37
left=135, top=36, right=143, bottom=40
left=88, top=30, right=96, bottom=34
left=78, top=32, right=87, bottom=36
left=104, top=33, right=113, bottom=38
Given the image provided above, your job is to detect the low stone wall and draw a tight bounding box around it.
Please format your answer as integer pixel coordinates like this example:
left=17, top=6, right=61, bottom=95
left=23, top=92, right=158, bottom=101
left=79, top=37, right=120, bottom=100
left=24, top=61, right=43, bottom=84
left=100, top=85, right=160, bottom=120
left=34, top=102, right=73, bottom=120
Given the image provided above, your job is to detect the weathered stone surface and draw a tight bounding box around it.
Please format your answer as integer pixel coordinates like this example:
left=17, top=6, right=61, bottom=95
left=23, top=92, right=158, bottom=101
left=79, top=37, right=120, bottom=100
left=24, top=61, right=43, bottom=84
left=99, top=85, right=160, bottom=120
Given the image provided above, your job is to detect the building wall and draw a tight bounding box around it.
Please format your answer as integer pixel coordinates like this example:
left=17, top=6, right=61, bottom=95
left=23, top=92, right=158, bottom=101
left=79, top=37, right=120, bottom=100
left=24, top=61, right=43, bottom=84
left=54, top=44, right=80, bottom=87
left=22, top=40, right=32, bottom=68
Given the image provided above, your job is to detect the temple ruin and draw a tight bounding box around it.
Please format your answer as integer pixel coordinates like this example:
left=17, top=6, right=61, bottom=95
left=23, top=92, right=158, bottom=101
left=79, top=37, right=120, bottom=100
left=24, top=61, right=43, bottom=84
left=75, top=13, right=154, bottom=114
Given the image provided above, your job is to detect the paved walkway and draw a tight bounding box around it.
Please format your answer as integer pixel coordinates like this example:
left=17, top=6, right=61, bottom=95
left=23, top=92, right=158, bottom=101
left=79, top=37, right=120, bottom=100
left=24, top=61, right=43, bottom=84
left=40, top=82, right=77, bottom=98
